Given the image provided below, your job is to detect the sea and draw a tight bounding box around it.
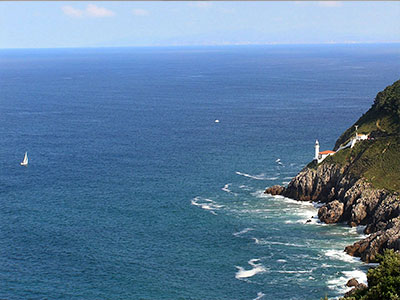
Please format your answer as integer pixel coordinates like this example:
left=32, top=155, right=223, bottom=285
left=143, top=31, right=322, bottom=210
left=1, top=44, right=399, bottom=300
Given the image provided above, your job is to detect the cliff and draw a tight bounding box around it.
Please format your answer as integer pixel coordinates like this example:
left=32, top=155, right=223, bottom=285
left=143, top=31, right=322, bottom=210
left=265, top=80, right=400, bottom=263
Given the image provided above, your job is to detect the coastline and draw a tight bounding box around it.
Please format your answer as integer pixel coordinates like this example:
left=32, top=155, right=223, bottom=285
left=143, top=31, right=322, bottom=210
left=264, top=162, right=399, bottom=298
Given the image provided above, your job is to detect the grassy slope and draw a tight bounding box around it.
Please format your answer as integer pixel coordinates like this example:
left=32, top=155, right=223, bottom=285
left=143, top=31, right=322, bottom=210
left=322, top=80, right=400, bottom=193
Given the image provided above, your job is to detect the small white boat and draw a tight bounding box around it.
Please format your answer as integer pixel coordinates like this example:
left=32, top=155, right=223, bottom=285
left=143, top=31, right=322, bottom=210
left=20, top=152, right=28, bottom=167
left=214, top=119, right=220, bottom=123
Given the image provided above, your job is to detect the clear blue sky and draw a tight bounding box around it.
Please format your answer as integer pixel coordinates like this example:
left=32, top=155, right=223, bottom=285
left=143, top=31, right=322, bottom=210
left=0, top=1, right=399, bottom=48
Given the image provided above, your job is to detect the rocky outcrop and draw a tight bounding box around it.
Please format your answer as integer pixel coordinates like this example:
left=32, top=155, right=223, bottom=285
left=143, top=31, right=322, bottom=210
left=346, top=278, right=359, bottom=287
left=344, top=283, right=367, bottom=298
left=281, top=164, right=343, bottom=202
left=318, top=200, right=344, bottom=223
left=345, top=216, right=400, bottom=263
left=264, top=162, right=400, bottom=262
left=264, top=185, right=285, bottom=195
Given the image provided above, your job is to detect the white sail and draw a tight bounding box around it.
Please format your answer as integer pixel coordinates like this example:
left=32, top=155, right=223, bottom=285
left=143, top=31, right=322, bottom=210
left=20, top=152, right=28, bottom=166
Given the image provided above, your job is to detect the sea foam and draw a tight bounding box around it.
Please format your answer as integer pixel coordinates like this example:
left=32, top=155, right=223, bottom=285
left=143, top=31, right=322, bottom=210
left=325, top=249, right=360, bottom=264
left=235, top=171, right=278, bottom=181
left=252, top=292, right=265, bottom=300
left=327, top=269, right=367, bottom=294
left=235, top=259, right=267, bottom=279
left=233, top=227, right=254, bottom=237
left=191, top=196, right=224, bottom=214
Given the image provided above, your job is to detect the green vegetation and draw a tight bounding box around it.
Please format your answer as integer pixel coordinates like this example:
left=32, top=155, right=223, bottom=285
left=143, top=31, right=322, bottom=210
left=341, top=249, right=400, bottom=300
left=321, top=80, right=400, bottom=193
left=334, top=80, right=400, bottom=150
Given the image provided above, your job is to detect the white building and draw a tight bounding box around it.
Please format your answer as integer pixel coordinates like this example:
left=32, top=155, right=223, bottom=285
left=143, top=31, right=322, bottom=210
left=314, top=140, right=335, bottom=163
left=350, top=133, right=369, bottom=148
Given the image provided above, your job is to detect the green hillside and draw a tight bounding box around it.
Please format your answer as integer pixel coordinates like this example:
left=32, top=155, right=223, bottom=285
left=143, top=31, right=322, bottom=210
left=323, top=80, right=400, bottom=193
left=334, top=80, right=400, bottom=150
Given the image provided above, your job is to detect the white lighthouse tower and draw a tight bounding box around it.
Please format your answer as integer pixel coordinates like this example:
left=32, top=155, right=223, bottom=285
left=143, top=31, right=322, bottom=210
left=314, top=140, right=320, bottom=161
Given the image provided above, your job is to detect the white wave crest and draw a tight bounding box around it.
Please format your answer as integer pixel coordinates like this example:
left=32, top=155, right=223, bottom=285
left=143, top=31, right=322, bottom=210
left=235, top=171, right=278, bottom=181
left=252, top=292, right=265, bottom=300
left=222, top=183, right=232, bottom=193
left=235, top=259, right=267, bottom=279
left=327, top=269, right=367, bottom=294
left=253, top=238, right=304, bottom=247
left=276, top=270, right=313, bottom=274
left=324, top=249, right=360, bottom=263
left=233, top=227, right=254, bottom=237
left=239, top=185, right=252, bottom=191
left=221, top=183, right=238, bottom=196
left=191, top=196, right=224, bottom=214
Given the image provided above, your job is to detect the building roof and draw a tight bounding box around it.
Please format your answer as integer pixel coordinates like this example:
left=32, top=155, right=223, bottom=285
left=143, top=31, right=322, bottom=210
left=319, top=150, right=335, bottom=155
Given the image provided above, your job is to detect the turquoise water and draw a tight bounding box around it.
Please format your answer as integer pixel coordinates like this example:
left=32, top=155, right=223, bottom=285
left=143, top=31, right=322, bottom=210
left=0, top=45, right=399, bottom=299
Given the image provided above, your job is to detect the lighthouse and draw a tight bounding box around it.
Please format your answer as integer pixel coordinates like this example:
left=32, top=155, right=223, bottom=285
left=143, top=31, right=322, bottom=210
left=315, top=140, right=320, bottom=161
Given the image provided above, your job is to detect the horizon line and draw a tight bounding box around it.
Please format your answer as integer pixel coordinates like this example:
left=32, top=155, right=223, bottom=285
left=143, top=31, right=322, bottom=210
left=1, top=41, right=400, bottom=50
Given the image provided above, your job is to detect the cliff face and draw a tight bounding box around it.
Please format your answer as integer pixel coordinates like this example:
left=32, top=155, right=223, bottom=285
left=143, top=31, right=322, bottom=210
left=278, top=163, right=400, bottom=262
left=265, top=80, right=400, bottom=263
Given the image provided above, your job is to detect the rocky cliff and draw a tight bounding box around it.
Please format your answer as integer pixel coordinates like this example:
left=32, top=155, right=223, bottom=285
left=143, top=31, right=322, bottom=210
left=265, top=80, right=400, bottom=263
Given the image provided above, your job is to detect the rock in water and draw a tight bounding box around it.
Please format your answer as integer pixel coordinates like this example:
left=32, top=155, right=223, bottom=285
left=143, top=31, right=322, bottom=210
left=318, top=200, right=344, bottom=223
left=344, top=283, right=367, bottom=298
left=345, top=216, right=400, bottom=262
left=346, top=278, right=359, bottom=287
left=264, top=185, right=285, bottom=195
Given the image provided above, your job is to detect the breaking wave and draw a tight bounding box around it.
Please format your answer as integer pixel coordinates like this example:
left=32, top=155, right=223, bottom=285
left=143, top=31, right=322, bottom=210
left=252, top=292, right=265, bottom=300
left=191, top=196, right=224, bottom=215
left=327, top=269, right=367, bottom=294
left=325, top=249, right=360, bottom=264
left=235, top=171, right=278, bottom=181
left=235, top=259, right=267, bottom=279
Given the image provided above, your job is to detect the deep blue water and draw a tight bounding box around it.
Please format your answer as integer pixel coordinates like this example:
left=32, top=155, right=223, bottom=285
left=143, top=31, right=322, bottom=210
left=0, top=44, right=399, bottom=300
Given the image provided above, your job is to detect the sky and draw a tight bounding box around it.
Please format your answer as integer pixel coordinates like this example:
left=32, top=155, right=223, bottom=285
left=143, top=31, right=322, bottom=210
left=0, top=1, right=399, bottom=48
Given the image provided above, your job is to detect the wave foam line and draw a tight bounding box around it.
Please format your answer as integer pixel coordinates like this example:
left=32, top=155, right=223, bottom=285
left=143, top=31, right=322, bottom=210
left=235, top=259, right=267, bottom=279
left=253, top=238, right=304, bottom=247
left=235, top=171, right=278, bottom=181
left=325, top=249, right=360, bottom=264
left=191, top=196, right=224, bottom=214
left=233, top=227, right=254, bottom=237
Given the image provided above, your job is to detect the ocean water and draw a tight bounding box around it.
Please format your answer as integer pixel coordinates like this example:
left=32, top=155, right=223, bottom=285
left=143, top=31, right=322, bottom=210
left=0, top=44, right=399, bottom=300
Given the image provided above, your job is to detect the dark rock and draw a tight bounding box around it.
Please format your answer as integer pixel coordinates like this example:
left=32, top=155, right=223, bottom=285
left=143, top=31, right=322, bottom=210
left=318, top=200, right=344, bottom=223
left=346, top=278, right=359, bottom=287
left=264, top=185, right=285, bottom=195
left=345, top=216, right=400, bottom=263
left=279, top=155, right=400, bottom=263
left=344, top=283, right=367, bottom=298
left=282, top=164, right=342, bottom=202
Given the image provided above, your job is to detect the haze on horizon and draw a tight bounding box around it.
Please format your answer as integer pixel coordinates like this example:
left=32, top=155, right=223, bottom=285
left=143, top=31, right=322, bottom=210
left=0, top=1, right=399, bottom=49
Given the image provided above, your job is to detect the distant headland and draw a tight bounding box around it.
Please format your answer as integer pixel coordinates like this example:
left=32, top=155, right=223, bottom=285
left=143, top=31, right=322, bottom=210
left=265, top=79, right=400, bottom=298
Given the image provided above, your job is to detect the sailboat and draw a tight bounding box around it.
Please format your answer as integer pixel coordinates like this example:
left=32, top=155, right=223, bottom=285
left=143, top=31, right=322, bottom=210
left=20, top=152, right=28, bottom=167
